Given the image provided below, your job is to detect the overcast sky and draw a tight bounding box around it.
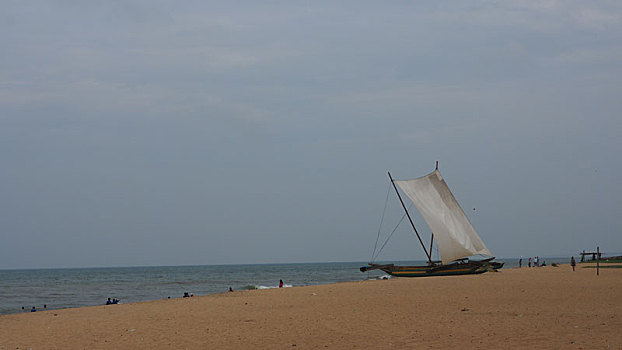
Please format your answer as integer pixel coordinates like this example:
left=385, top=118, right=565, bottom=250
left=1, top=1, right=620, bottom=269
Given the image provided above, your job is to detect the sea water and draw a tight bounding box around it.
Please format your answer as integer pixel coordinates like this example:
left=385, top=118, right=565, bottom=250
left=0, top=262, right=386, bottom=315
left=0, top=258, right=569, bottom=315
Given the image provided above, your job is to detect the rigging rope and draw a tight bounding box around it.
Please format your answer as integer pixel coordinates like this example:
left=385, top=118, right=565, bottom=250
left=370, top=182, right=392, bottom=262
left=371, top=208, right=409, bottom=263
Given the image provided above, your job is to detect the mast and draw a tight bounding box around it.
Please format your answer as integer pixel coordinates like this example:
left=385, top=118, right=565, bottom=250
left=388, top=171, right=432, bottom=264
left=428, top=161, right=437, bottom=261
left=429, top=233, right=434, bottom=261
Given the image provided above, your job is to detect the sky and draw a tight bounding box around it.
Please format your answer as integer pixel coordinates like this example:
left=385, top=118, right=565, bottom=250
left=1, top=1, right=621, bottom=269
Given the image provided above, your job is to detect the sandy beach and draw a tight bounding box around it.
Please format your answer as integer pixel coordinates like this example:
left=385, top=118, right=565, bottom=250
left=1, top=264, right=620, bottom=349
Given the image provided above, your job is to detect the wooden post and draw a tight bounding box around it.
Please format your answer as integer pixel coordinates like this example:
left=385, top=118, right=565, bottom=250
left=597, top=246, right=600, bottom=276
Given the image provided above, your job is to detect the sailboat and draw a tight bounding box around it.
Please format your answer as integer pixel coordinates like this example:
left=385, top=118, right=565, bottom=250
left=360, top=162, right=503, bottom=277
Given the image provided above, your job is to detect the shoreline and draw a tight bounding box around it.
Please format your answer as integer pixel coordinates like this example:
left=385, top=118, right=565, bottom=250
left=1, top=259, right=569, bottom=317
left=2, top=264, right=620, bottom=349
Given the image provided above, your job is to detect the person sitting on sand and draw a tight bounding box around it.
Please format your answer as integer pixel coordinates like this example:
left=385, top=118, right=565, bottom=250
left=31, top=306, right=36, bottom=312
left=106, top=298, right=112, bottom=305
left=183, top=292, right=190, bottom=298
left=112, top=298, right=119, bottom=304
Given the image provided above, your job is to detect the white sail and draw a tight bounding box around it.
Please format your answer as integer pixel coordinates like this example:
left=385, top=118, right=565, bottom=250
left=394, top=169, right=492, bottom=264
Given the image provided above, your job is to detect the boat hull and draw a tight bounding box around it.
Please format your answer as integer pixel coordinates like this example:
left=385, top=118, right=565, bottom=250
left=361, top=261, right=500, bottom=277
left=382, top=265, right=486, bottom=277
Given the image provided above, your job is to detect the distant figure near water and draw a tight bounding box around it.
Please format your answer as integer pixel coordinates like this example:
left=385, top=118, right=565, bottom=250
left=519, top=257, right=522, bottom=268
left=528, top=257, right=532, bottom=268
left=279, top=279, right=284, bottom=288
left=31, top=306, right=36, bottom=312
left=571, top=256, right=576, bottom=271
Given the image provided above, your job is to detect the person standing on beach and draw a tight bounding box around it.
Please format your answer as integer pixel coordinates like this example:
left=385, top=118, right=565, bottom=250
left=528, top=257, right=532, bottom=268
left=279, top=279, right=284, bottom=288
left=519, top=257, right=522, bottom=268
left=570, top=256, right=576, bottom=271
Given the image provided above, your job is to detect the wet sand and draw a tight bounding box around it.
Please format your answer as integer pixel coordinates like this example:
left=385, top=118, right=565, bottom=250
left=1, top=264, right=620, bottom=349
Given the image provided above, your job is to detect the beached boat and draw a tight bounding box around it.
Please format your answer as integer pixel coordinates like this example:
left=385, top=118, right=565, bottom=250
left=361, top=162, right=503, bottom=277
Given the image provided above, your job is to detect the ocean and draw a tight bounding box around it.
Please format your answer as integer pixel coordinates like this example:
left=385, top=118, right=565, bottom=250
left=0, top=258, right=569, bottom=315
